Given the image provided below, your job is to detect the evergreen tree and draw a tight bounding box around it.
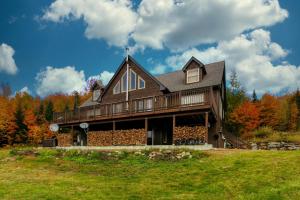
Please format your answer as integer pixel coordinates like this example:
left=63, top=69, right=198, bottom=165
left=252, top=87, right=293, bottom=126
left=295, top=89, right=300, bottom=130
left=73, top=91, right=80, bottom=111
left=14, top=103, right=28, bottom=144
left=36, top=102, right=45, bottom=124
left=252, top=90, right=258, bottom=102
left=45, top=101, right=54, bottom=122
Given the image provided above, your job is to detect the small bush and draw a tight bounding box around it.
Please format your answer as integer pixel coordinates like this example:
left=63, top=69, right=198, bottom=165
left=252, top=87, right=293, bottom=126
left=254, top=127, right=273, bottom=138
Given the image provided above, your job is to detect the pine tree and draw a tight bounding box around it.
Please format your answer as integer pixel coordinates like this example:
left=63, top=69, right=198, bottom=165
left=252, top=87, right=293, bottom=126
left=14, top=103, right=28, bottom=144
left=252, top=90, right=258, bottom=102
left=45, top=101, right=54, bottom=122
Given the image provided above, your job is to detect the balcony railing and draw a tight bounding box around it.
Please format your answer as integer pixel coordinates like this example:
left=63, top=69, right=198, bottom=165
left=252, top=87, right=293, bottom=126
left=53, top=87, right=218, bottom=124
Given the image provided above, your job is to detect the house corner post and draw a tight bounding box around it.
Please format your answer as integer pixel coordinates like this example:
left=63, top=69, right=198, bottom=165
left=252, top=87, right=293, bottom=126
left=145, top=118, right=148, bottom=145
left=172, top=115, right=176, bottom=145
left=205, top=112, right=209, bottom=144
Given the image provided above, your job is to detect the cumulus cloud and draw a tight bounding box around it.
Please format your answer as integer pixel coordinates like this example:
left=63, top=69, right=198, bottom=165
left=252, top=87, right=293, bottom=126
left=0, top=43, right=18, bottom=75
left=35, top=66, right=86, bottom=97
left=165, top=29, right=300, bottom=94
left=88, top=70, right=114, bottom=85
left=41, top=0, right=288, bottom=51
left=133, top=0, right=288, bottom=50
left=42, top=0, right=137, bottom=47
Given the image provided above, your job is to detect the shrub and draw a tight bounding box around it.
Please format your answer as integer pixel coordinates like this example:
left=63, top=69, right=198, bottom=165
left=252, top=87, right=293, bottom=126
left=254, top=127, right=273, bottom=138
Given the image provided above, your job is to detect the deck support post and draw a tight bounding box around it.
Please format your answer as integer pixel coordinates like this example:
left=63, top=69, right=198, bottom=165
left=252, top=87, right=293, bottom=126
left=145, top=118, right=148, bottom=145
left=172, top=115, right=176, bottom=145
left=205, top=112, right=209, bottom=144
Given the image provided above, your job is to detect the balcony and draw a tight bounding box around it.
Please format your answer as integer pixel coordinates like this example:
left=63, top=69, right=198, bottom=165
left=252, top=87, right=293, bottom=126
left=53, top=87, right=218, bottom=124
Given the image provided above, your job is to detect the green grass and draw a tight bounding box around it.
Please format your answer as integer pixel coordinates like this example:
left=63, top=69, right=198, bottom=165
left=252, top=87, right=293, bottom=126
left=1, top=148, right=300, bottom=200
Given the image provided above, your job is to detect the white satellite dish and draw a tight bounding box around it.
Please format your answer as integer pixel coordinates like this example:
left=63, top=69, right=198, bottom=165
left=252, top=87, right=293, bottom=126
left=49, top=124, right=59, bottom=132
left=80, top=123, right=89, bottom=129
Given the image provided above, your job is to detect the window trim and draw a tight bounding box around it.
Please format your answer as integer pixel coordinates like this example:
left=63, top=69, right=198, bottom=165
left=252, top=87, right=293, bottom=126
left=186, top=68, right=200, bottom=84
left=138, top=76, right=146, bottom=89
left=113, top=81, right=120, bottom=94
left=129, top=69, right=137, bottom=91
left=121, top=71, right=128, bottom=93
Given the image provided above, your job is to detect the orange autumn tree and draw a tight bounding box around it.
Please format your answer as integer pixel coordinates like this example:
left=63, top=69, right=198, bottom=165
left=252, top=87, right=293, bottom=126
left=229, top=101, right=260, bottom=139
left=0, top=97, right=17, bottom=146
left=259, top=94, right=280, bottom=129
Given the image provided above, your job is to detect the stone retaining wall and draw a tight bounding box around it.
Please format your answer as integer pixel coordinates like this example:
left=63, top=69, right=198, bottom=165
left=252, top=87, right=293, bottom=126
left=57, top=133, right=73, bottom=147
left=251, top=142, right=300, bottom=150
left=173, top=126, right=208, bottom=144
left=87, top=129, right=146, bottom=146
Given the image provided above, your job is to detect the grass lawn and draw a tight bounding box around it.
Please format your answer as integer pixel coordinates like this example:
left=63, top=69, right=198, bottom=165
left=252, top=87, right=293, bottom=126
left=0, top=148, right=300, bottom=200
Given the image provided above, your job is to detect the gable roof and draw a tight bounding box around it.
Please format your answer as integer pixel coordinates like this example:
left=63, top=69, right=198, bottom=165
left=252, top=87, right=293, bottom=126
left=182, top=56, right=205, bottom=71
left=156, top=61, right=225, bottom=92
left=100, top=55, right=167, bottom=99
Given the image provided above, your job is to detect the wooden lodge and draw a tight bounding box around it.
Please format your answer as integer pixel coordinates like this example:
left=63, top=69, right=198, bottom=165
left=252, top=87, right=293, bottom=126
left=53, top=56, right=226, bottom=147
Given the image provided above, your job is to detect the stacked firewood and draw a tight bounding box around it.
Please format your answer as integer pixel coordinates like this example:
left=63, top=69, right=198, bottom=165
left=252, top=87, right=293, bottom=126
left=88, top=131, right=113, bottom=146
left=57, top=133, right=73, bottom=147
left=113, top=129, right=146, bottom=145
left=88, top=129, right=146, bottom=146
left=173, top=126, right=207, bottom=143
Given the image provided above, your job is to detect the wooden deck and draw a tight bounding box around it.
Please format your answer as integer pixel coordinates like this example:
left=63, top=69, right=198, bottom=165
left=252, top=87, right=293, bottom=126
left=53, top=87, right=218, bottom=125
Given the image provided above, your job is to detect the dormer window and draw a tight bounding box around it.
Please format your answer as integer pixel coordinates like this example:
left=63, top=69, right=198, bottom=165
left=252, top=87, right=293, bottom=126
left=187, top=68, right=199, bottom=83
left=93, top=89, right=101, bottom=101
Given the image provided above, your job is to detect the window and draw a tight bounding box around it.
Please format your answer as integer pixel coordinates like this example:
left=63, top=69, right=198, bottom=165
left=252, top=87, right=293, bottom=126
left=138, top=76, right=145, bottom=89
left=113, top=81, right=120, bottom=94
left=181, top=93, right=204, bottom=105
left=187, top=68, right=199, bottom=83
left=145, top=98, right=153, bottom=111
left=121, top=71, right=128, bottom=92
left=130, top=69, right=136, bottom=90
left=93, top=89, right=100, bottom=101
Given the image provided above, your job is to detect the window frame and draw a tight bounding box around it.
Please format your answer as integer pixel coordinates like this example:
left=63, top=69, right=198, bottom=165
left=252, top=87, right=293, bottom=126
left=138, top=76, right=146, bottom=89
left=93, top=89, right=101, bottom=101
left=186, top=68, right=200, bottom=84
left=129, top=69, right=137, bottom=91
left=121, top=71, right=128, bottom=93
left=113, top=81, right=120, bottom=94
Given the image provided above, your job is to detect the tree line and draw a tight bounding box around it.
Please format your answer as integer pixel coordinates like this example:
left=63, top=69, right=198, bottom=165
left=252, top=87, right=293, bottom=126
left=226, top=71, right=300, bottom=139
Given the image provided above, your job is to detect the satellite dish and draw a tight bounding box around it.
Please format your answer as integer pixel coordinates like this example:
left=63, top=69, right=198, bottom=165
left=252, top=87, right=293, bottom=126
left=49, top=124, right=59, bottom=132
left=80, top=123, right=89, bottom=129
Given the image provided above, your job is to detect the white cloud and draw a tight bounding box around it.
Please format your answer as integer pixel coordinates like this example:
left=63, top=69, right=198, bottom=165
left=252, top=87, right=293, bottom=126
left=88, top=70, right=114, bottom=85
left=0, top=43, right=18, bottom=75
left=41, top=0, right=288, bottom=52
left=42, top=0, right=137, bottom=47
left=133, top=0, right=288, bottom=51
left=35, top=66, right=86, bottom=97
left=165, top=29, right=300, bottom=94
left=150, top=64, right=168, bottom=75
left=20, top=86, right=31, bottom=95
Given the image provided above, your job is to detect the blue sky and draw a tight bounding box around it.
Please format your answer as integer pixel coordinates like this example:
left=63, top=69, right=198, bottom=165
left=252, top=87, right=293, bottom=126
left=0, top=0, right=299, bottom=97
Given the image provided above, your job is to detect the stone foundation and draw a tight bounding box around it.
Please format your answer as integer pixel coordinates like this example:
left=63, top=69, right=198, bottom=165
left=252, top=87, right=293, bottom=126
left=87, top=129, right=146, bottom=146
left=57, top=133, right=73, bottom=147
left=251, top=142, right=300, bottom=150
left=173, top=126, right=208, bottom=145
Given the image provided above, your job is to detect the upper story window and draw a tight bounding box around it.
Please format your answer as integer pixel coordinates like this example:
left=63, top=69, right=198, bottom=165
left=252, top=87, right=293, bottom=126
left=93, top=89, right=101, bottom=101
left=138, top=76, right=145, bottom=89
left=187, top=68, right=199, bottom=83
left=121, top=71, right=128, bottom=92
left=113, top=81, right=120, bottom=94
left=130, top=69, right=136, bottom=90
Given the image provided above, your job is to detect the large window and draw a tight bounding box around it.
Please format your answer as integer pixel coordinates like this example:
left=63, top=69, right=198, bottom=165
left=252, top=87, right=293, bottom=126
left=187, top=68, right=199, bottom=83
left=130, top=69, right=136, bottom=90
left=121, top=71, right=128, bottom=92
left=181, top=93, right=204, bottom=105
left=138, top=76, right=145, bottom=89
left=113, top=81, right=120, bottom=94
